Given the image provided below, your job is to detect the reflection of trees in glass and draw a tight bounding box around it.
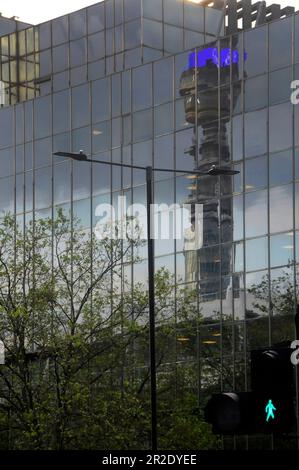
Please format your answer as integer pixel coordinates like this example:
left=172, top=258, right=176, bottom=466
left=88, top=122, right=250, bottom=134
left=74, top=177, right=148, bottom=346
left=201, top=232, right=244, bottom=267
left=248, top=269, right=295, bottom=317
left=0, top=211, right=218, bottom=450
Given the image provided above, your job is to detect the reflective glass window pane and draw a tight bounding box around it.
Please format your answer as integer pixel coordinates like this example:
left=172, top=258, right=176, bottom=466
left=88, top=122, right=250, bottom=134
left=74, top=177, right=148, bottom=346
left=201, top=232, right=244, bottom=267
left=125, top=19, right=141, bottom=49
left=54, top=161, right=71, bottom=205
left=295, top=149, right=299, bottom=180
left=35, top=166, right=52, bottom=209
left=105, top=28, right=114, bottom=56
left=112, top=74, right=121, bottom=117
left=154, top=102, right=174, bottom=136
left=16, top=145, right=24, bottom=174
left=164, top=25, right=183, bottom=53
left=143, top=0, right=162, bottom=21
left=112, top=118, right=122, bottom=148
left=25, top=172, right=33, bottom=212
left=296, top=232, right=299, bottom=262
left=234, top=242, right=244, bottom=272
left=270, top=185, right=293, bottom=233
left=143, top=48, right=162, bottom=64
left=232, top=82, right=242, bottom=114
left=221, top=244, right=233, bottom=276
left=73, top=199, right=91, bottom=228
left=154, top=134, right=174, bottom=175
left=175, top=128, right=196, bottom=172
left=269, top=17, right=292, bottom=71
left=70, top=38, right=87, bottom=67
left=246, top=270, right=269, bottom=325
left=0, top=107, right=13, bottom=149
left=25, top=101, right=33, bottom=142
left=16, top=174, right=24, bottom=214
left=270, top=266, right=295, bottom=321
left=34, top=138, right=51, bottom=168
left=39, top=49, right=52, bottom=76
left=175, top=98, right=191, bottom=131
left=221, top=198, right=234, bottom=243
left=233, top=163, right=243, bottom=193
left=72, top=84, right=90, bottom=129
left=296, top=182, right=299, bottom=228
left=52, top=16, right=69, bottom=46
left=295, top=102, right=299, bottom=148
left=88, top=60, right=105, bottom=80
left=269, top=67, right=292, bottom=106
left=269, top=150, right=293, bottom=187
left=53, top=71, right=69, bottom=92
left=133, top=109, right=153, bottom=142
left=53, top=44, right=68, bottom=73
left=122, top=71, right=131, bottom=114
left=123, top=116, right=131, bottom=146
left=143, top=18, right=163, bottom=50
left=164, top=0, right=183, bottom=27
left=245, top=190, right=268, bottom=238
left=132, top=64, right=152, bottom=111
left=246, top=237, right=268, bottom=272
left=245, top=156, right=267, bottom=192
left=70, top=10, right=86, bottom=40
left=184, top=2, right=204, bottom=31
left=115, top=25, right=123, bottom=53
left=71, top=65, right=87, bottom=86
left=269, top=103, right=292, bottom=153
left=133, top=140, right=152, bottom=167
left=73, top=161, right=91, bottom=200
left=124, top=0, right=141, bottom=21
left=15, top=104, right=24, bottom=145
left=125, top=46, right=141, bottom=68
left=53, top=132, right=71, bottom=155
left=87, top=3, right=105, bottom=34
left=175, top=51, right=192, bottom=99
left=72, top=126, right=91, bottom=154
left=92, top=162, right=111, bottom=195
left=244, top=75, right=267, bottom=112
left=0, top=176, right=14, bottom=214
left=270, top=233, right=294, bottom=268
left=34, top=95, right=51, bottom=139
left=232, top=114, right=243, bottom=161
left=244, top=26, right=267, bottom=77
left=184, top=31, right=204, bottom=50
left=25, top=142, right=33, bottom=171
left=92, top=77, right=111, bottom=122
left=0, top=148, right=13, bottom=177
left=88, top=31, right=105, bottom=61
left=53, top=90, right=70, bottom=134
left=244, top=109, right=267, bottom=158
left=154, top=57, right=173, bottom=105
left=115, top=0, right=123, bottom=25
left=205, top=6, right=224, bottom=36
left=92, top=121, right=111, bottom=153
left=296, top=13, right=299, bottom=63
left=38, top=22, right=51, bottom=50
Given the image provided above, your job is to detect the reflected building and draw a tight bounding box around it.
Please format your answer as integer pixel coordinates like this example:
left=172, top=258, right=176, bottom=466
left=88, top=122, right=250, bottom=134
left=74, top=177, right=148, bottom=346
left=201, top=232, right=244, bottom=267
left=0, top=0, right=298, bottom=450
left=180, top=44, right=239, bottom=295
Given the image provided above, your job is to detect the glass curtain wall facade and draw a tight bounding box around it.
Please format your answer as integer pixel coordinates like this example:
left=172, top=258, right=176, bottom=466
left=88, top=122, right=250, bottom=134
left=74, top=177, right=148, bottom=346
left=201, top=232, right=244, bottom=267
left=0, top=0, right=223, bottom=106
left=0, top=0, right=299, bottom=449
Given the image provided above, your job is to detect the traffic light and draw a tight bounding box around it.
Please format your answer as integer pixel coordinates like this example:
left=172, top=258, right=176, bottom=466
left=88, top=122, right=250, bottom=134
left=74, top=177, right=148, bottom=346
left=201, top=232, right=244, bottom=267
left=204, top=346, right=296, bottom=435
left=251, top=347, right=294, bottom=395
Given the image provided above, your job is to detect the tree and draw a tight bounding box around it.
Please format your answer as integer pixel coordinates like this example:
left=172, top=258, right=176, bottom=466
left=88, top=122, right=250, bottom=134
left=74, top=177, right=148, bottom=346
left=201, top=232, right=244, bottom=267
left=0, top=210, right=218, bottom=450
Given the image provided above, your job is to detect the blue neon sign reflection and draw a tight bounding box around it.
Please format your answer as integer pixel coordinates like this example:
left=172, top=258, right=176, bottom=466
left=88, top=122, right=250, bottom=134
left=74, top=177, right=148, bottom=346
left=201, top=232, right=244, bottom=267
left=187, top=48, right=247, bottom=70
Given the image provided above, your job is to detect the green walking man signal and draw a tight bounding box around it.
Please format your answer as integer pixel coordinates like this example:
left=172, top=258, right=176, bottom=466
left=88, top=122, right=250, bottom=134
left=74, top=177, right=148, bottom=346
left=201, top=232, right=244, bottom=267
left=265, top=399, right=276, bottom=422
left=205, top=346, right=296, bottom=434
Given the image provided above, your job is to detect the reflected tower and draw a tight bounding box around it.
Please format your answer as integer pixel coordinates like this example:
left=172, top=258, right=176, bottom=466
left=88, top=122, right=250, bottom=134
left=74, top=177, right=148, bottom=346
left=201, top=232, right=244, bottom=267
left=180, top=43, right=242, bottom=298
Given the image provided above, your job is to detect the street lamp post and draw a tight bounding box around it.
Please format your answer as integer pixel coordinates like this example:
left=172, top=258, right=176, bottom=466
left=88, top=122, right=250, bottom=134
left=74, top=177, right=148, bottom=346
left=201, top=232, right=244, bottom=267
left=54, top=150, right=239, bottom=450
